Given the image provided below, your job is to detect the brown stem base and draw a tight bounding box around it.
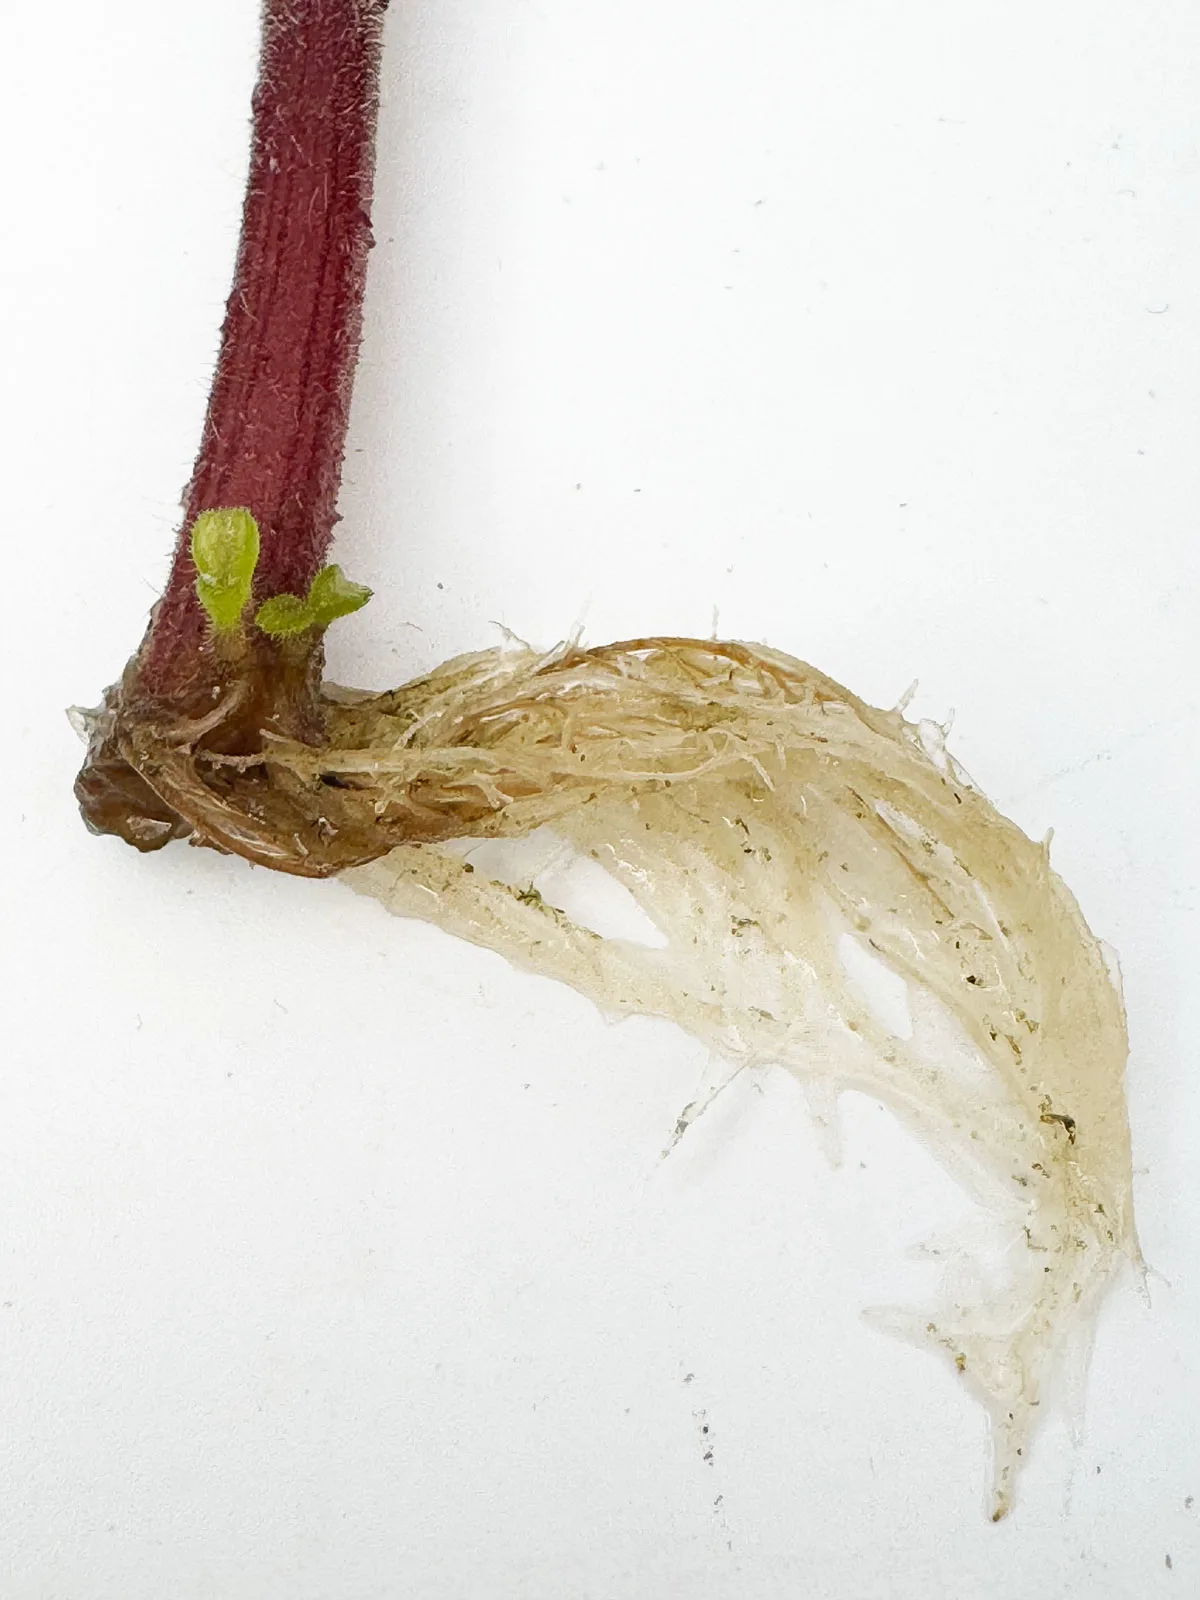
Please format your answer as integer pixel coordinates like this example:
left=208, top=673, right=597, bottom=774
left=75, top=637, right=374, bottom=877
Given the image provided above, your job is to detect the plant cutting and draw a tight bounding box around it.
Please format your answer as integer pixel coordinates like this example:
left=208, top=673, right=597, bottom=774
left=72, top=0, right=1141, bottom=1520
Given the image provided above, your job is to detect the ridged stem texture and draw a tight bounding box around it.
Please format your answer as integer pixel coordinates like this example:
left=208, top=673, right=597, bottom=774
left=142, top=0, right=389, bottom=697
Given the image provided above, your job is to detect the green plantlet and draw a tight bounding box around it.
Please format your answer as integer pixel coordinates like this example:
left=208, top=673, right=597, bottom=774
left=252, top=592, right=312, bottom=638
left=306, top=564, right=373, bottom=628
left=190, top=508, right=260, bottom=633
left=255, top=564, right=372, bottom=638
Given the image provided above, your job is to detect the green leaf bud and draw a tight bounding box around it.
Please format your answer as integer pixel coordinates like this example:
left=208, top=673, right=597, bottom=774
left=190, top=508, right=260, bottom=633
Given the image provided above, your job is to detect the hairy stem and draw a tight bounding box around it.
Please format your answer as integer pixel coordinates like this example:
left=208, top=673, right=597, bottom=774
left=143, top=0, right=389, bottom=698
left=76, top=0, right=390, bottom=851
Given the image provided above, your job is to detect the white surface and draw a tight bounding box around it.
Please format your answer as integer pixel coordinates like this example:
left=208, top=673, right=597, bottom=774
left=3, top=1, right=1199, bottom=1595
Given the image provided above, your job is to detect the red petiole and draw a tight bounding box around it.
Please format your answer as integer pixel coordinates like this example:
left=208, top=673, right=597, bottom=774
left=76, top=0, right=390, bottom=865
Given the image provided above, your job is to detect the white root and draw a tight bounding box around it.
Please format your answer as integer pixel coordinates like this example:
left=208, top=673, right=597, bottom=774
left=310, top=636, right=1140, bottom=1518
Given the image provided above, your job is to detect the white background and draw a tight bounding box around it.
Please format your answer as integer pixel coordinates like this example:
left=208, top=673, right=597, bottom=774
left=3, top=1, right=1199, bottom=1595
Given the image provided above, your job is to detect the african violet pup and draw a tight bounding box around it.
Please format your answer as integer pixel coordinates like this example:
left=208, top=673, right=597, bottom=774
left=75, top=0, right=389, bottom=871
left=73, top=0, right=1140, bottom=1520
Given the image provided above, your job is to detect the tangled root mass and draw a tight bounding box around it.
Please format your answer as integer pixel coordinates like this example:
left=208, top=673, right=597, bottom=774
left=82, top=633, right=1140, bottom=1516
left=299, top=635, right=1137, bottom=1518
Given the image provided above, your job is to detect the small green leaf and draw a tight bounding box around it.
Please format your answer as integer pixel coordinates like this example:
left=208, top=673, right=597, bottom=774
left=254, top=591, right=313, bottom=638
left=190, top=507, right=260, bottom=633
left=306, top=564, right=373, bottom=627
left=254, top=564, right=372, bottom=638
